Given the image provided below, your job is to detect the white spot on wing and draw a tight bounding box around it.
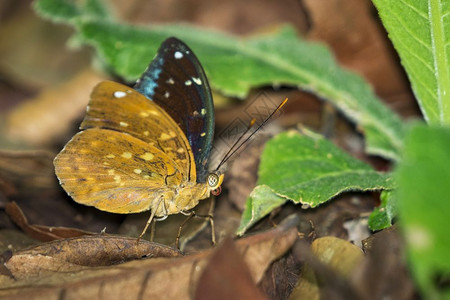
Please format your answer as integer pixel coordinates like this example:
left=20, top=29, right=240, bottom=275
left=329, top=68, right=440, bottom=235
left=140, top=152, right=154, bottom=161
left=121, top=152, right=132, bottom=159
left=160, top=132, right=171, bottom=140
left=201, top=108, right=207, bottom=115
left=192, top=77, right=202, bottom=85
left=174, top=51, right=183, bottom=59
left=167, top=78, right=175, bottom=85
left=113, top=91, right=127, bottom=98
left=164, top=91, right=170, bottom=98
left=185, top=80, right=192, bottom=86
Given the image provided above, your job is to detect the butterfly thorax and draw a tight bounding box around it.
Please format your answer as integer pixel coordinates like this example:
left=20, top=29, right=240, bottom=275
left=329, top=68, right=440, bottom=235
left=156, top=182, right=208, bottom=217
left=154, top=172, right=224, bottom=217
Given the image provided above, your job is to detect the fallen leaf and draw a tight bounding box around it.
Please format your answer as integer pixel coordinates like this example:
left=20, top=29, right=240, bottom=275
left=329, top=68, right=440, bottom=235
left=259, top=252, right=301, bottom=299
left=19, top=235, right=179, bottom=265
left=195, top=237, right=267, bottom=300
left=0, top=4, right=91, bottom=88
left=304, top=0, right=417, bottom=117
left=290, top=236, right=364, bottom=299
left=225, top=133, right=270, bottom=212
left=5, top=201, right=94, bottom=241
left=0, top=215, right=299, bottom=299
left=0, top=229, right=38, bottom=253
left=4, top=69, right=106, bottom=146
left=0, top=150, right=56, bottom=196
left=356, top=228, right=415, bottom=300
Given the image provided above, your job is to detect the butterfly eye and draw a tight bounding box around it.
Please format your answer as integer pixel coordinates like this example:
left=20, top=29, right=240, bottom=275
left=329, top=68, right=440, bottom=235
left=211, top=186, right=222, bottom=196
left=207, top=173, right=219, bottom=187
left=207, top=172, right=224, bottom=194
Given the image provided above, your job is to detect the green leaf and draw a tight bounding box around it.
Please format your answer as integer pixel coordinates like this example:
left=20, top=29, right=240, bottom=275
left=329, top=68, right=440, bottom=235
left=396, top=124, right=450, bottom=299
left=258, top=130, right=395, bottom=206
left=372, top=0, right=450, bottom=125
left=368, top=190, right=397, bottom=230
left=33, top=0, right=82, bottom=23
left=83, top=0, right=111, bottom=20
left=34, top=0, right=112, bottom=23
left=238, top=130, right=395, bottom=234
left=236, top=185, right=287, bottom=236
left=76, top=21, right=405, bottom=161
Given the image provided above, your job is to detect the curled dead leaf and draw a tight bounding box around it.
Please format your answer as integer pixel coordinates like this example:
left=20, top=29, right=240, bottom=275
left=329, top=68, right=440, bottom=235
left=0, top=215, right=299, bottom=299
left=5, top=201, right=94, bottom=241
left=6, top=235, right=181, bottom=272
left=195, top=237, right=267, bottom=300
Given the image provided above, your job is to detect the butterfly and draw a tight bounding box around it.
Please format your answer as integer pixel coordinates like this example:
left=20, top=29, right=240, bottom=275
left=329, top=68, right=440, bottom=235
left=54, top=37, right=223, bottom=239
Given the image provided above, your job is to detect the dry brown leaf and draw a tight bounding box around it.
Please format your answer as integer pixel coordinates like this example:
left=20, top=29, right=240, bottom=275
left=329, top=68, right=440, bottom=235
left=290, top=236, right=364, bottom=300
left=311, top=237, right=364, bottom=277
left=0, top=150, right=56, bottom=196
left=225, top=135, right=268, bottom=211
left=0, top=215, right=298, bottom=299
left=303, top=0, right=417, bottom=117
left=216, top=90, right=286, bottom=211
left=4, top=69, right=106, bottom=146
left=6, top=235, right=181, bottom=270
left=355, top=228, right=415, bottom=300
left=0, top=229, right=39, bottom=253
left=5, top=201, right=94, bottom=242
left=0, top=3, right=91, bottom=88
left=195, top=237, right=267, bottom=300
left=111, top=0, right=308, bottom=35
left=259, top=253, right=301, bottom=299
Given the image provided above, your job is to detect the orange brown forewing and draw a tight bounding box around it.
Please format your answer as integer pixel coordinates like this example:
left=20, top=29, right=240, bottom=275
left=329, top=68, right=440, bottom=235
left=54, top=81, right=196, bottom=214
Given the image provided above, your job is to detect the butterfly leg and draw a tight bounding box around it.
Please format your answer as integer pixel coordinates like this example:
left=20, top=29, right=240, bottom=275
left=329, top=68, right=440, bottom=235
left=149, top=220, right=156, bottom=242
left=137, top=195, right=165, bottom=243
left=175, top=211, right=216, bottom=250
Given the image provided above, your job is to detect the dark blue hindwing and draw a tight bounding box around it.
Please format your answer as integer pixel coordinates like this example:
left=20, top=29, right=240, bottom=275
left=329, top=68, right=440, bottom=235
left=134, top=37, right=214, bottom=183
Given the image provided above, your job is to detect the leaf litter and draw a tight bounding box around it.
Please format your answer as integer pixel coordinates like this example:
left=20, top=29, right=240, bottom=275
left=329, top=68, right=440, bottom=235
left=0, top=215, right=299, bottom=299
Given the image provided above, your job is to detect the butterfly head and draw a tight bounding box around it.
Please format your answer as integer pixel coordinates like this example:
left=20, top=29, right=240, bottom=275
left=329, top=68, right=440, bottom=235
left=207, top=171, right=224, bottom=196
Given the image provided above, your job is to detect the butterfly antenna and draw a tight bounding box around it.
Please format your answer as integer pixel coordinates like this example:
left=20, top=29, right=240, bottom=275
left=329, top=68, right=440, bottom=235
left=215, top=118, right=256, bottom=171
left=215, top=97, right=288, bottom=171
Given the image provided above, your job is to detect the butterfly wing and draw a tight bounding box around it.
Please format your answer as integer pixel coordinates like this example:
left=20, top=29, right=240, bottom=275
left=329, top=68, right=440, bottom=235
left=134, top=37, right=214, bottom=183
left=55, top=128, right=183, bottom=214
left=80, top=81, right=196, bottom=182
left=54, top=81, right=195, bottom=214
